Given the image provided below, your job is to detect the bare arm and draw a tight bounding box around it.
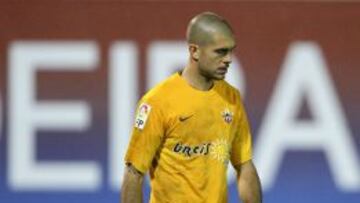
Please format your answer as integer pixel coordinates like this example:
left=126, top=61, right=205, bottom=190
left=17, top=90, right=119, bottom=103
left=121, top=164, right=144, bottom=203
left=235, top=160, right=262, bottom=203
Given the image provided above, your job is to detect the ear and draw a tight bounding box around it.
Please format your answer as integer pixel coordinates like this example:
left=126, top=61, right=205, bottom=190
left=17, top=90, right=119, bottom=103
left=189, top=44, right=200, bottom=61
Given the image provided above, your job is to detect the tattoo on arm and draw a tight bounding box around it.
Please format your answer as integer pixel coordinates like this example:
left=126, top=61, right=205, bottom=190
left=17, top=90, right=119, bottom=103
left=234, top=163, right=242, bottom=173
left=126, top=163, right=143, bottom=177
left=121, top=163, right=144, bottom=203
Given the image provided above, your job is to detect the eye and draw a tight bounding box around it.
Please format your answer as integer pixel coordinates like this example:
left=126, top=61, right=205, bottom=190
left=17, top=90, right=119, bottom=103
left=215, top=48, right=228, bottom=55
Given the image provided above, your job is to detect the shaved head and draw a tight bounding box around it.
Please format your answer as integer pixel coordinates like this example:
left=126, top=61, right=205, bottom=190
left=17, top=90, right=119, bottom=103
left=186, top=12, right=234, bottom=46
left=184, top=12, right=236, bottom=82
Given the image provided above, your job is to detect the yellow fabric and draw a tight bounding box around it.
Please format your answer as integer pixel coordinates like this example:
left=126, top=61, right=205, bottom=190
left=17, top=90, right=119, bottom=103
left=125, top=72, right=253, bottom=203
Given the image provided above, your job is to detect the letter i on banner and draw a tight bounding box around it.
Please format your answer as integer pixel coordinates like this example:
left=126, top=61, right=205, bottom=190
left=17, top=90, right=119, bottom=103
left=109, top=41, right=138, bottom=190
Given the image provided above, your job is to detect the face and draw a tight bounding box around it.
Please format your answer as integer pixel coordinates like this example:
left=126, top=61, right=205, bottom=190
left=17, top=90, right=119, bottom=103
left=196, top=32, right=236, bottom=80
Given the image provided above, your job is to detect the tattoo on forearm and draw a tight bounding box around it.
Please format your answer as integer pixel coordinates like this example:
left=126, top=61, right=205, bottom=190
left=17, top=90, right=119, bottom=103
left=126, top=164, right=143, bottom=177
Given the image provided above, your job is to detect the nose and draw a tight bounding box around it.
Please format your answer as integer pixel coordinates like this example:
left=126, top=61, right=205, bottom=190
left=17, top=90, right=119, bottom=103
left=223, top=53, right=232, bottom=66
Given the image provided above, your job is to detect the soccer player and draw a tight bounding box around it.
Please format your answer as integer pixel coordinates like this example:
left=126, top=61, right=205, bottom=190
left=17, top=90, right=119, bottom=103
left=121, top=12, right=262, bottom=203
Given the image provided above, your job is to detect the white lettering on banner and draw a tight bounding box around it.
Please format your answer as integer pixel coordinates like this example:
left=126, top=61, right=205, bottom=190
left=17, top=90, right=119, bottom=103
left=254, top=42, right=360, bottom=191
left=109, top=42, right=138, bottom=190
left=147, top=41, right=188, bottom=90
left=8, top=41, right=101, bottom=191
left=147, top=41, right=246, bottom=185
left=4, top=40, right=358, bottom=193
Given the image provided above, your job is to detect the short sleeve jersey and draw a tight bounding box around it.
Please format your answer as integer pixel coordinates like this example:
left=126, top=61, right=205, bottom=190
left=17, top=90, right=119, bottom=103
left=125, top=73, right=253, bottom=203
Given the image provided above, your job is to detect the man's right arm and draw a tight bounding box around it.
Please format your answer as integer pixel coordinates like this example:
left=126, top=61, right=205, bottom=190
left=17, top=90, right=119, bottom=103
left=121, top=164, right=144, bottom=203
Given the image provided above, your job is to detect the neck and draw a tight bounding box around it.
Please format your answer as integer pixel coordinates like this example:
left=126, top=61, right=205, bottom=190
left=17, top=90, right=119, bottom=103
left=182, top=62, right=214, bottom=91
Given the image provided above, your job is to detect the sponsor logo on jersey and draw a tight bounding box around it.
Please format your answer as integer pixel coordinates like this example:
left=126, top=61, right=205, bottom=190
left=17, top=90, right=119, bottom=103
left=134, top=103, right=151, bottom=130
left=222, top=108, right=233, bottom=124
left=210, top=138, right=230, bottom=165
left=173, top=142, right=211, bottom=157
left=172, top=139, right=230, bottom=165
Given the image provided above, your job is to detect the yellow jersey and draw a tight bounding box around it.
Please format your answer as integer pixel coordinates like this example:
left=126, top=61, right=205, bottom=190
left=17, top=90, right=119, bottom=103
left=125, top=72, right=253, bottom=203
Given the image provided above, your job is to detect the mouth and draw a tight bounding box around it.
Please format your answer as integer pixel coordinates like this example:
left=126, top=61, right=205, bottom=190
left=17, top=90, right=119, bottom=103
left=216, top=67, right=228, bottom=75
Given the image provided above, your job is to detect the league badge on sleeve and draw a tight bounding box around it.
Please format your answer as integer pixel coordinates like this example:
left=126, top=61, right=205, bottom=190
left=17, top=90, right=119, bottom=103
left=135, top=103, right=152, bottom=130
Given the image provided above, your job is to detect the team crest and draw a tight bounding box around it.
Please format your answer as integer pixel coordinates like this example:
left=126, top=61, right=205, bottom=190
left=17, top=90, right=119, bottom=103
left=134, top=103, right=151, bottom=130
left=222, top=108, right=233, bottom=124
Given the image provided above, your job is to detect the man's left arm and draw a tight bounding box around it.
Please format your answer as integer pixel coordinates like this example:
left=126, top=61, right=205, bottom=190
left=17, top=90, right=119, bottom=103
left=234, top=160, right=262, bottom=203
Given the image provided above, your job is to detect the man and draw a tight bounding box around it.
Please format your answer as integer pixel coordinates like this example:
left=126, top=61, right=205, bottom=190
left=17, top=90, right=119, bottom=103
left=121, top=12, right=262, bottom=203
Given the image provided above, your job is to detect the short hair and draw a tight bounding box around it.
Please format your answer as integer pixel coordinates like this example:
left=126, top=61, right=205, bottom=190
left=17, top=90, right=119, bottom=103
left=186, top=12, right=234, bottom=46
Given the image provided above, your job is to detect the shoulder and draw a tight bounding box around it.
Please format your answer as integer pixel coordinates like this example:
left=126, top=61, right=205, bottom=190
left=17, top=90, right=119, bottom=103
left=140, top=74, right=178, bottom=107
left=216, top=80, right=243, bottom=104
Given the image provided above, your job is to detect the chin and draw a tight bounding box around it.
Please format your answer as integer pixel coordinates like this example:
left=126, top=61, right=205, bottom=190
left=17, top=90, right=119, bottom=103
left=213, top=74, right=226, bottom=80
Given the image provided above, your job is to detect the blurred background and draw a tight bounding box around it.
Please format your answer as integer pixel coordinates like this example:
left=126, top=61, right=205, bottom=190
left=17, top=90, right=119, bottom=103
left=1, top=0, right=360, bottom=202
